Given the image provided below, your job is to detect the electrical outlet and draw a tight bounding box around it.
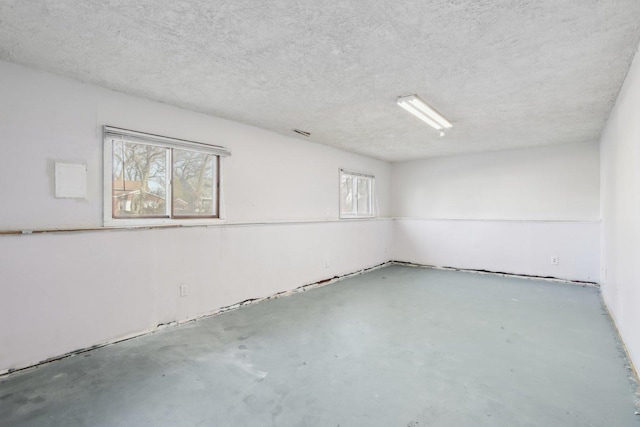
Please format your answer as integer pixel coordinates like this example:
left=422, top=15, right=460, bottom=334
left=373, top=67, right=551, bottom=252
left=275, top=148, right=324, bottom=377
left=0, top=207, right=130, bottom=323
left=551, top=256, right=559, bottom=265
left=180, top=284, right=188, bottom=297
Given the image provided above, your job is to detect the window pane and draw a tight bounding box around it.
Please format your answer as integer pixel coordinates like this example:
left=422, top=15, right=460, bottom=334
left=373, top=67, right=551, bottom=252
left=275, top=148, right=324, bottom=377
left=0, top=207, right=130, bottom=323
left=357, top=177, right=372, bottom=215
left=340, top=174, right=356, bottom=215
left=172, top=149, right=217, bottom=216
left=112, top=141, right=167, bottom=217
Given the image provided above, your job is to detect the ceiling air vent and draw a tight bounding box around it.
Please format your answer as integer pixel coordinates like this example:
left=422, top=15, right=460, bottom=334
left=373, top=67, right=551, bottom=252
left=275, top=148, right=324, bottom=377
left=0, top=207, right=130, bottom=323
left=293, top=129, right=311, bottom=137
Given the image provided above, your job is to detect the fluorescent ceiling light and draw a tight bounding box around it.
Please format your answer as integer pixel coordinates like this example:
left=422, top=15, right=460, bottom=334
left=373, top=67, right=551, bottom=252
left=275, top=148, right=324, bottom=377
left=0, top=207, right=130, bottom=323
left=397, top=95, right=452, bottom=131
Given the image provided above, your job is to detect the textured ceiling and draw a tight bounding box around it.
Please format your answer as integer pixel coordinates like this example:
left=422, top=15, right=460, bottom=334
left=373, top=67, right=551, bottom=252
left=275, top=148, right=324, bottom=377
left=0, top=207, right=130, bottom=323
left=1, top=1, right=640, bottom=161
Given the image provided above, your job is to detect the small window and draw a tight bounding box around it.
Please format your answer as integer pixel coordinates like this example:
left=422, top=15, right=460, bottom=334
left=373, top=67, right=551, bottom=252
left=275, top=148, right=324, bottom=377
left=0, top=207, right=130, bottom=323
left=104, top=127, right=230, bottom=225
left=340, top=170, right=375, bottom=218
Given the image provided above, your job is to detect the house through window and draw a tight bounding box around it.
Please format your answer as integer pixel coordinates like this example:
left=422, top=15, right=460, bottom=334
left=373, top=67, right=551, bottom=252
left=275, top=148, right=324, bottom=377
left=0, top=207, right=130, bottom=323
left=104, top=127, right=230, bottom=225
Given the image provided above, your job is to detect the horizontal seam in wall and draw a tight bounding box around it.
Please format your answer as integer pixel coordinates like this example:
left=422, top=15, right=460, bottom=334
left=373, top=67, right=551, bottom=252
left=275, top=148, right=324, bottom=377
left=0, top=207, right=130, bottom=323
left=0, top=217, right=394, bottom=237
left=392, top=217, right=601, bottom=224
left=0, top=216, right=602, bottom=237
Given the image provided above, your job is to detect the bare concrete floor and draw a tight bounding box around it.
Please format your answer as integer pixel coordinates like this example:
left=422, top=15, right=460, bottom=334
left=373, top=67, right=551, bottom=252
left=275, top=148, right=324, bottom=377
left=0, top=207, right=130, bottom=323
left=1, top=265, right=639, bottom=426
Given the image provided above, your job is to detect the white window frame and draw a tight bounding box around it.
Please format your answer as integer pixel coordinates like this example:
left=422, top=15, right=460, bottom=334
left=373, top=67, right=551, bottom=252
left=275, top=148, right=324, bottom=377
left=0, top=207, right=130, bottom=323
left=103, top=126, right=230, bottom=227
left=339, top=169, right=375, bottom=219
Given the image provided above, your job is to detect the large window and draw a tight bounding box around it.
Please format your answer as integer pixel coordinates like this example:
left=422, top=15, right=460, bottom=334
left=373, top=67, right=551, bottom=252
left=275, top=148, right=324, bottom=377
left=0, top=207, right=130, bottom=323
left=340, top=169, right=375, bottom=218
left=104, top=127, right=230, bottom=225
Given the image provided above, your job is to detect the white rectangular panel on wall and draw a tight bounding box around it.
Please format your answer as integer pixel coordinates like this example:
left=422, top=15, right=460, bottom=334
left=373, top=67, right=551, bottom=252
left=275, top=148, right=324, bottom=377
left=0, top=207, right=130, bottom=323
left=55, top=162, right=87, bottom=199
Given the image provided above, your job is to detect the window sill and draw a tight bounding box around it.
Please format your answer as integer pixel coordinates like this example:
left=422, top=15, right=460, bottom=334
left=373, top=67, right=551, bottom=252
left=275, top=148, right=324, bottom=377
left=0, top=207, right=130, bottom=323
left=339, top=215, right=376, bottom=220
left=103, top=217, right=226, bottom=228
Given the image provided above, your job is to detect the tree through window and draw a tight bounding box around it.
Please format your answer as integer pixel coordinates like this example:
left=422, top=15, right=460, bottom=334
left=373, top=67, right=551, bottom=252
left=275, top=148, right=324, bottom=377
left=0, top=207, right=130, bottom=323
left=104, top=127, right=229, bottom=224
left=340, top=170, right=375, bottom=218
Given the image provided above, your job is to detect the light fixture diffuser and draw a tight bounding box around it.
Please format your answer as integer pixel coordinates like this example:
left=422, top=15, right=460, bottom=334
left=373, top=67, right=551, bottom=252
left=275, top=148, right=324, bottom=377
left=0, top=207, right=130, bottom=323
left=397, top=95, right=452, bottom=131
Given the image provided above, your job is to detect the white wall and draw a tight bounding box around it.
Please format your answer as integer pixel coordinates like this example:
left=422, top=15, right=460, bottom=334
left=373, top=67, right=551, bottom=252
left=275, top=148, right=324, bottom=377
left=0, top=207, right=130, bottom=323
left=0, top=60, right=392, bottom=373
left=600, top=47, right=640, bottom=370
left=391, top=143, right=600, bottom=221
left=391, top=143, right=601, bottom=282
left=0, top=221, right=391, bottom=375
left=0, top=61, right=390, bottom=229
left=393, top=219, right=599, bottom=282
